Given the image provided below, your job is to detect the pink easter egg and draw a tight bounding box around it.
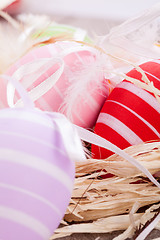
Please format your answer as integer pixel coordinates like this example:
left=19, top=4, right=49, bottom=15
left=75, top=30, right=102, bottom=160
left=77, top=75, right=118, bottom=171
left=92, top=60, right=160, bottom=159
left=4, top=41, right=109, bottom=128
left=0, top=107, right=85, bottom=240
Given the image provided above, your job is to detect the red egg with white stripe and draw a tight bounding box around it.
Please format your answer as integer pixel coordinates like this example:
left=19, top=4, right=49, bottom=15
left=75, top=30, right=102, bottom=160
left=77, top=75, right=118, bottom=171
left=92, top=60, right=160, bottom=159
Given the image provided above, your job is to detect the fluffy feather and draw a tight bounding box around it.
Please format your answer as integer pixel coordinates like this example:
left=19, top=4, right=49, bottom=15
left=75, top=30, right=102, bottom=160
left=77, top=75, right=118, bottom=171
left=0, top=22, right=28, bottom=73
left=0, top=13, right=67, bottom=73
left=59, top=50, right=111, bottom=125
left=0, top=13, right=52, bottom=73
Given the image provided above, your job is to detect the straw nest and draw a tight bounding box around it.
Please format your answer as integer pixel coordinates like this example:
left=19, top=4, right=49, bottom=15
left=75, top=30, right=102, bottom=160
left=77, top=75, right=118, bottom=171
left=52, top=141, right=160, bottom=240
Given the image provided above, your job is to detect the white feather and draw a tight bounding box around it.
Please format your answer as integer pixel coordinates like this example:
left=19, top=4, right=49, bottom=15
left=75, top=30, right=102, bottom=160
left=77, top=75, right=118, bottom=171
left=0, top=22, right=31, bottom=73
left=0, top=13, right=55, bottom=73
left=58, top=51, right=108, bottom=120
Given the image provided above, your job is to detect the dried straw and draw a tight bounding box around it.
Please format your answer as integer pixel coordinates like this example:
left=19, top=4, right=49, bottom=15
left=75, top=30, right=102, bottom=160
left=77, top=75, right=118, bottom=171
left=52, top=141, right=160, bottom=239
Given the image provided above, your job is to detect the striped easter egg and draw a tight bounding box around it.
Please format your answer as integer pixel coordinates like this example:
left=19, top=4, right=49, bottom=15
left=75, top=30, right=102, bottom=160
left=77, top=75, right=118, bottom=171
left=32, top=23, right=92, bottom=43
left=3, top=41, right=108, bottom=129
left=92, top=60, right=160, bottom=159
left=0, top=107, right=85, bottom=240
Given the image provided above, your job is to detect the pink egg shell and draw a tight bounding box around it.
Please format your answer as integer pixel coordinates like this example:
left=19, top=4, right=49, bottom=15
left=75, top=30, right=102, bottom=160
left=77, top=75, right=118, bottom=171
left=67, top=77, right=110, bottom=128
left=4, top=41, right=109, bottom=128
left=92, top=60, right=160, bottom=159
left=0, top=107, right=81, bottom=240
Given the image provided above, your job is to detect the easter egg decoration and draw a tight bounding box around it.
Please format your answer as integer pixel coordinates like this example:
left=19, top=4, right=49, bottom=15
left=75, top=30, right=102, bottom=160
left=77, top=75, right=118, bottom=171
left=92, top=60, right=160, bottom=159
left=32, top=23, right=92, bottom=43
left=3, top=41, right=109, bottom=129
left=0, top=75, right=85, bottom=240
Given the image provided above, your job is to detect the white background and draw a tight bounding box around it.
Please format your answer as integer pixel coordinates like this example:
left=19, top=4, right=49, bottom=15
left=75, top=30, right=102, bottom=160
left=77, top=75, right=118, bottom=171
left=17, top=0, right=160, bottom=36
left=20, top=0, right=160, bottom=20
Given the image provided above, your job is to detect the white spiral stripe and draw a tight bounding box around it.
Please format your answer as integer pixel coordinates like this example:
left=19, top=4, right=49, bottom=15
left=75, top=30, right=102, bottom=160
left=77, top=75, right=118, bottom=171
left=37, top=97, right=54, bottom=111
left=151, top=59, right=160, bottom=65
left=53, top=85, right=64, bottom=99
left=118, top=82, right=160, bottom=113
left=98, top=113, right=143, bottom=145
left=0, top=183, right=62, bottom=217
left=144, top=70, right=160, bottom=83
left=0, top=109, right=54, bottom=129
left=0, top=130, right=66, bottom=157
left=0, top=206, right=51, bottom=239
left=10, top=57, right=64, bottom=109
left=0, top=148, right=73, bottom=191
left=108, top=100, right=160, bottom=137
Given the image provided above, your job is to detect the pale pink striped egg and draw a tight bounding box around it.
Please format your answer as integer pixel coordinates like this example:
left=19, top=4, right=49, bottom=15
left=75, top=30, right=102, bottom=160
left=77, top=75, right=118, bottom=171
left=4, top=41, right=108, bottom=129
left=92, top=60, right=160, bottom=159
left=0, top=107, right=85, bottom=240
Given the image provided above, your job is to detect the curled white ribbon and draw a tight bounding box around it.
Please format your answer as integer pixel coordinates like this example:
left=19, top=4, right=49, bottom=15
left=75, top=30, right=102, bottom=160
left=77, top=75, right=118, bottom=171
left=47, top=112, right=86, bottom=163
left=135, top=213, right=160, bottom=240
left=7, top=57, right=64, bottom=107
left=1, top=74, right=34, bottom=109
left=7, top=42, right=99, bottom=108
left=74, top=124, right=160, bottom=189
